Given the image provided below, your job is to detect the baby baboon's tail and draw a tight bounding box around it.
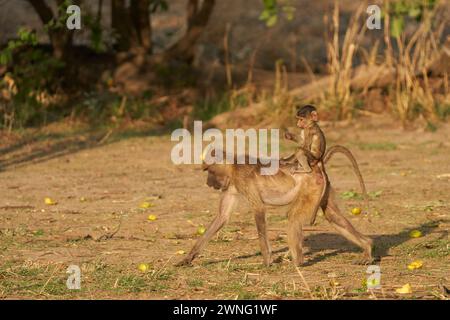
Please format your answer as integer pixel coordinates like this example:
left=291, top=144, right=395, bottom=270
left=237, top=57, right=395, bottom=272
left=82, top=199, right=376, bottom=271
left=323, top=145, right=368, bottom=201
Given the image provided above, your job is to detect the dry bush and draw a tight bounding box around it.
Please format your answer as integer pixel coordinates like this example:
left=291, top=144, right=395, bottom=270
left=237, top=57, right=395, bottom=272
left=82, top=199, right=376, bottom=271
left=387, top=1, right=449, bottom=126
left=321, top=0, right=368, bottom=120
left=207, top=0, right=449, bottom=129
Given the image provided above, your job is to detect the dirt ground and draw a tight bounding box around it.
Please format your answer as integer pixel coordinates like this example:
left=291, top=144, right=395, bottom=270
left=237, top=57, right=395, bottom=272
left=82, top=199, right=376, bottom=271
left=0, top=116, right=449, bottom=300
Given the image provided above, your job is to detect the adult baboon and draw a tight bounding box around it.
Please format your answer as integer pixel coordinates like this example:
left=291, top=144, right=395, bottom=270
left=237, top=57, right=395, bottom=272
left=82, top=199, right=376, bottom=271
left=177, top=146, right=373, bottom=267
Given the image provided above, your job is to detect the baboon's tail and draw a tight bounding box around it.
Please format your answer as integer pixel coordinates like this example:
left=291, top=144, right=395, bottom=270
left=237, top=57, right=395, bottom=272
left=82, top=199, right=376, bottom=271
left=323, top=145, right=368, bottom=201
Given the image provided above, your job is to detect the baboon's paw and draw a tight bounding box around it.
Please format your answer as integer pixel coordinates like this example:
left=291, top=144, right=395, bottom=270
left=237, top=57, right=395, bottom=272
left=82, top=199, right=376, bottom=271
left=292, top=257, right=305, bottom=267
left=262, top=258, right=273, bottom=267
left=353, top=257, right=375, bottom=265
left=263, top=260, right=273, bottom=267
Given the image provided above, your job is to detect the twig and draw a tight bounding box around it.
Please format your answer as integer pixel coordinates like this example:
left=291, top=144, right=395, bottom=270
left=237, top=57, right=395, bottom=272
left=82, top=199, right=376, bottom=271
left=96, top=220, right=122, bottom=241
left=98, top=129, right=113, bottom=145
left=295, top=266, right=314, bottom=299
left=39, top=264, right=61, bottom=295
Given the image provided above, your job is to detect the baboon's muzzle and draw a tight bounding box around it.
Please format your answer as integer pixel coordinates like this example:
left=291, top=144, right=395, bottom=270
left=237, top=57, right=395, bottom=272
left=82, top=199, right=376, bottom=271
left=207, top=173, right=223, bottom=190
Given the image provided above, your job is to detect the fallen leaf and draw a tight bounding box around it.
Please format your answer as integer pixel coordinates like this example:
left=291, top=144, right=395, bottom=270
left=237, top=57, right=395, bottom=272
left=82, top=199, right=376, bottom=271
left=407, top=260, right=423, bottom=270
left=148, top=214, right=157, bottom=221
left=197, top=226, right=206, bottom=236
left=44, top=197, right=57, bottom=205
left=140, top=202, right=154, bottom=209
left=187, top=220, right=196, bottom=226
left=329, top=279, right=340, bottom=286
left=409, top=230, right=422, bottom=238
left=396, top=283, right=412, bottom=294
left=138, top=263, right=150, bottom=272
left=176, top=250, right=186, bottom=255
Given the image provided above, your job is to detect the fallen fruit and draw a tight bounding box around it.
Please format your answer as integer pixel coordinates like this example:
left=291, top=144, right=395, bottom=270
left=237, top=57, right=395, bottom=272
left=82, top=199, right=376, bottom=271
left=351, top=207, right=362, bottom=215
left=197, top=226, right=206, bottom=236
left=44, top=197, right=57, bottom=205
left=409, top=230, right=422, bottom=238
left=138, top=263, right=150, bottom=272
left=367, top=278, right=380, bottom=288
left=407, top=260, right=423, bottom=270
left=329, top=279, right=340, bottom=286
left=140, top=202, right=154, bottom=209
left=148, top=214, right=157, bottom=221
left=80, top=197, right=87, bottom=202
left=396, top=284, right=412, bottom=294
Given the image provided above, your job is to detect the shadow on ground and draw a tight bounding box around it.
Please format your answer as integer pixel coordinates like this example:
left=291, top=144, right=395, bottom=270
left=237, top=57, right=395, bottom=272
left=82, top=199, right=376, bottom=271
left=193, top=220, right=447, bottom=267
left=0, top=127, right=165, bottom=171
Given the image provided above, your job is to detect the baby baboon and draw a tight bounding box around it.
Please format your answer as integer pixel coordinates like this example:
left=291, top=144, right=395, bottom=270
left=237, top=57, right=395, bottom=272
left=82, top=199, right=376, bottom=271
left=177, top=148, right=373, bottom=267
left=282, top=104, right=328, bottom=226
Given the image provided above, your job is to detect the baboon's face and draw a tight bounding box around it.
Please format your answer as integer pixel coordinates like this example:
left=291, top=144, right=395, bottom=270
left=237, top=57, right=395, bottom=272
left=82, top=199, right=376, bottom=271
left=296, top=112, right=318, bottom=128
left=205, top=164, right=231, bottom=190
left=296, top=117, right=308, bottom=129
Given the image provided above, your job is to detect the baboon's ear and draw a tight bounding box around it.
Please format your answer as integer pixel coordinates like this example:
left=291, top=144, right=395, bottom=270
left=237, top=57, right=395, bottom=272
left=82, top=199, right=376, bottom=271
left=311, top=111, right=319, bottom=121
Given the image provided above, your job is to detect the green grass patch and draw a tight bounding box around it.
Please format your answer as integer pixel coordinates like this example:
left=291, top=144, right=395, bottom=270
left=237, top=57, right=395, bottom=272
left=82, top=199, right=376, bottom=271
left=356, top=142, right=397, bottom=151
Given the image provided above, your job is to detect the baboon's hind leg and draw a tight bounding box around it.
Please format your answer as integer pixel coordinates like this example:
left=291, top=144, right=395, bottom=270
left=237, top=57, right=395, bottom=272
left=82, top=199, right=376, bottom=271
left=287, top=214, right=304, bottom=266
left=323, top=188, right=373, bottom=264
left=177, top=187, right=238, bottom=266
left=253, top=206, right=272, bottom=266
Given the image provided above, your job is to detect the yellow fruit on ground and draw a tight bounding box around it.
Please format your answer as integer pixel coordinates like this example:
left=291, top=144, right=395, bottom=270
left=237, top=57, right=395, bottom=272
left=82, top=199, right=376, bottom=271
left=329, top=279, right=340, bottom=286
left=138, top=263, right=150, bottom=272
left=44, top=197, right=57, bottom=205
left=197, top=226, right=206, bottom=235
left=351, top=207, right=362, bottom=215
left=407, top=260, right=423, bottom=270
left=396, top=284, right=412, bottom=294
left=148, top=214, right=157, bottom=221
left=409, top=230, right=422, bottom=238
left=367, top=278, right=380, bottom=288
left=140, top=202, right=154, bottom=209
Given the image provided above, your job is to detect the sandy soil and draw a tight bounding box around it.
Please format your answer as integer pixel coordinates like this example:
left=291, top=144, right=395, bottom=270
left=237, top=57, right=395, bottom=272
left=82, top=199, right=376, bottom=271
left=0, top=116, right=449, bottom=299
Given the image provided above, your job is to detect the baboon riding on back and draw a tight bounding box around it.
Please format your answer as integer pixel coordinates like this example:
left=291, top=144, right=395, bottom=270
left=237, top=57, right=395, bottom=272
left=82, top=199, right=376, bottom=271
left=178, top=105, right=373, bottom=267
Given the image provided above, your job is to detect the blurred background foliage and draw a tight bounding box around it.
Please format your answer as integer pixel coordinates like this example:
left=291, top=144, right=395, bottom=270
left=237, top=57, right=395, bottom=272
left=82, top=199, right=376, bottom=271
left=0, top=0, right=448, bottom=132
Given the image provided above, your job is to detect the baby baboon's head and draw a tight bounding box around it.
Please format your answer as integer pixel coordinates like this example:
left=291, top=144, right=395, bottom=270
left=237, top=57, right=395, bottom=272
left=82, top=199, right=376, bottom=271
left=296, top=104, right=318, bottom=128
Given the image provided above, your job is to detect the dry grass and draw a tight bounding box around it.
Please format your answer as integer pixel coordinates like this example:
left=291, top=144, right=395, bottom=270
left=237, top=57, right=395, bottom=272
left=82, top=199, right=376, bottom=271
left=388, top=1, right=448, bottom=126
left=321, top=0, right=368, bottom=120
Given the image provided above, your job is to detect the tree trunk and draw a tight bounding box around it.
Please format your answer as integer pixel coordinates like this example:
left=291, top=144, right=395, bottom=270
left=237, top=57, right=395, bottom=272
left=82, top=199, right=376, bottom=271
left=27, top=0, right=79, bottom=60
left=131, top=0, right=152, bottom=53
left=111, top=0, right=132, bottom=51
left=164, top=0, right=215, bottom=63
left=112, top=0, right=152, bottom=53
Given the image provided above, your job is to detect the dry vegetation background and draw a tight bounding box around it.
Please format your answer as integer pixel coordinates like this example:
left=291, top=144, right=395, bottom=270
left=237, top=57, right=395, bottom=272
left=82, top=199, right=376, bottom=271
left=0, top=0, right=449, bottom=300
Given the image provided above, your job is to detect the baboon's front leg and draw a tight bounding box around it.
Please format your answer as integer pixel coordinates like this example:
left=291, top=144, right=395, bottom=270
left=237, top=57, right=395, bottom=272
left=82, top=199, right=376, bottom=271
left=176, top=187, right=238, bottom=266
left=323, top=188, right=374, bottom=264
left=254, top=207, right=272, bottom=266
